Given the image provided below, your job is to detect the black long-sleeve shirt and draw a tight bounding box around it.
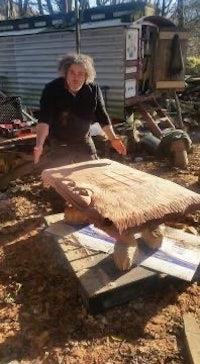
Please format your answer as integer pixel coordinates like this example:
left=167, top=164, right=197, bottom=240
left=38, top=77, right=111, bottom=142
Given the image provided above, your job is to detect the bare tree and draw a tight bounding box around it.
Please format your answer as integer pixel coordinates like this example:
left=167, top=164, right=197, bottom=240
left=184, top=0, right=200, bottom=23
left=177, top=0, right=184, bottom=27
left=0, top=0, right=198, bottom=25
left=148, top=0, right=176, bottom=17
left=45, top=0, right=54, bottom=13
left=0, top=0, right=72, bottom=18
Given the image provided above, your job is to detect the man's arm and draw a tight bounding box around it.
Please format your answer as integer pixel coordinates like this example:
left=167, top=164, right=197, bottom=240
left=34, top=82, right=53, bottom=164
left=34, top=123, right=49, bottom=164
left=102, top=125, right=127, bottom=156
left=94, top=85, right=127, bottom=155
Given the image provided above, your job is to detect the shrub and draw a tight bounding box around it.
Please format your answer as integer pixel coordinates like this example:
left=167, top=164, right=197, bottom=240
left=185, top=57, right=200, bottom=76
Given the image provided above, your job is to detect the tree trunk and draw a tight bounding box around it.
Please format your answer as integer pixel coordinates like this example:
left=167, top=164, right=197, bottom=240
left=177, top=0, right=184, bottom=27
left=37, top=0, right=44, bottom=15
left=22, top=0, right=29, bottom=16
left=46, top=0, right=54, bottom=14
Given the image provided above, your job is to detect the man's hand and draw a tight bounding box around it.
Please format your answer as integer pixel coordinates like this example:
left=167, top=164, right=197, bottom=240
left=34, top=123, right=49, bottom=163
left=111, top=138, right=127, bottom=155
left=34, top=145, right=43, bottom=164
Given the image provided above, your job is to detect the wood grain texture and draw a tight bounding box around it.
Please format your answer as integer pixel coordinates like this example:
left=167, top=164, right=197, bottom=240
left=42, top=159, right=200, bottom=233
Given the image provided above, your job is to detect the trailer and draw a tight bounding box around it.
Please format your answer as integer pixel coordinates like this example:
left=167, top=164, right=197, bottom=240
left=0, top=3, right=188, bottom=122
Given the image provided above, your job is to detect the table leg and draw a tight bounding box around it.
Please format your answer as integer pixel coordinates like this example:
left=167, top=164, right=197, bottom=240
left=141, top=224, right=164, bottom=249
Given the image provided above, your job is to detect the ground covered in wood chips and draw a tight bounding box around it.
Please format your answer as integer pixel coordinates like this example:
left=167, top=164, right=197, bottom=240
left=0, top=143, right=200, bottom=364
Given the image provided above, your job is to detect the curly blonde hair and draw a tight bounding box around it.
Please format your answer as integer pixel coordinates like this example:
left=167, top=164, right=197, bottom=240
left=58, top=53, right=96, bottom=83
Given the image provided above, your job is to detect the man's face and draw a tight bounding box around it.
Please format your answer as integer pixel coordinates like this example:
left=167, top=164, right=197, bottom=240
left=66, top=64, right=86, bottom=93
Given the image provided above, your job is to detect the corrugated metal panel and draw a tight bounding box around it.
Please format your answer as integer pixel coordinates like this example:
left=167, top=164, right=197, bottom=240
left=81, top=27, right=125, bottom=119
left=0, top=26, right=126, bottom=119
left=0, top=36, right=17, bottom=96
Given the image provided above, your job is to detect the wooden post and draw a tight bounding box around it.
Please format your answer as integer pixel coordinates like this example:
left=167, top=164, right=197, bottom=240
left=173, top=90, right=184, bottom=129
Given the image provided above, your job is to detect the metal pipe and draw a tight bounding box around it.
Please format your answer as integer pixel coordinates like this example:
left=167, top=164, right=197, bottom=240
left=75, top=0, right=81, bottom=54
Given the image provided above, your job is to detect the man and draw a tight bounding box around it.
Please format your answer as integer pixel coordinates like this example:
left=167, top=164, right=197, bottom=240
left=34, top=52, right=126, bottom=166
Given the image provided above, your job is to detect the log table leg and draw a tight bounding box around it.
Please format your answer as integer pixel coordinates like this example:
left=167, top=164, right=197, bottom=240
left=111, top=229, right=139, bottom=272
left=113, top=239, right=138, bottom=271
left=63, top=203, right=165, bottom=272
left=112, top=224, right=164, bottom=271
left=141, top=224, right=164, bottom=250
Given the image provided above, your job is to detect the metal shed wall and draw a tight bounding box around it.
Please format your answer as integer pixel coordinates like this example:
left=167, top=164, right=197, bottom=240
left=0, top=26, right=125, bottom=119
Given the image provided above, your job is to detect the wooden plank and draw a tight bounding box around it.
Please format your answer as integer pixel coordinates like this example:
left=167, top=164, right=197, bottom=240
left=44, top=215, right=200, bottom=313
left=44, top=214, right=157, bottom=314
left=153, top=36, right=188, bottom=89
left=159, top=31, right=188, bottom=40
left=138, top=103, right=162, bottom=137
left=0, top=133, right=36, bottom=146
left=183, top=313, right=200, bottom=364
left=156, top=81, right=185, bottom=89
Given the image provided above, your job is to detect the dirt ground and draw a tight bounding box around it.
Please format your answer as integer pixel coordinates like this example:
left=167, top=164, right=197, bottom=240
left=0, top=143, right=200, bottom=364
